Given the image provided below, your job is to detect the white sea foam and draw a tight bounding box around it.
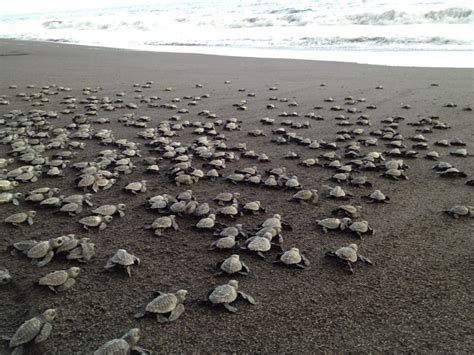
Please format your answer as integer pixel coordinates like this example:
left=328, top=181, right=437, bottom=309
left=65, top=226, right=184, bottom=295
left=0, top=0, right=473, bottom=67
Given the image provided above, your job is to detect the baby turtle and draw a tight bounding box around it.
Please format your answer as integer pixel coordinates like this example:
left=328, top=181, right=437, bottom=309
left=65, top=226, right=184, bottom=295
left=79, top=215, right=113, bottom=231
left=92, top=203, right=126, bottom=217
left=196, top=214, right=216, bottom=229
left=104, top=249, right=140, bottom=277
left=27, top=237, right=65, bottom=267
left=444, top=205, right=473, bottom=218
left=288, top=189, right=319, bottom=204
left=215, top=254, right=250, bottom=276
left=346, top=220, right=375, bottom=238
left=94, top=328, right=150, bottom=355
left=316, top=217, right=350, bottom=233
left=38, top=267, right=81, bottom=293
left=135, top=289, right=188, bottom=323
left=0, top=180, right=18, bottom=191
left=331, top=205, right=361, bottom=219
left=241, top=201, right=266, bottom=214
left=209, top=234, right=238, bottom=250
left=5, top=210, right=36, bottom=227
left=349, top=176, right=372, bottom=187
left=3, top=309, right=56, bottom=355
left=274, top=247, right=310, bottom=268
left=241, top=233, right=273, bottom=258
left=145, top=215, right=178, bottom=236
left=0, top=192, right=22, bottom=206
left=207, top=279, right=256, bottom=313
left=0, top=267, right=12, bottom=285
left=381, top=169, right=408, bottom=180
left=124, top=180, right=147, bottom=194
left=216, top=204, right=239, bottom=218
left=213, top=192, right=240, bottom=206
left=437, top=167, right=468, bottom=178
left=364, top=190, right=390, bottom=203
left=325, top=243, right=373, bottom=273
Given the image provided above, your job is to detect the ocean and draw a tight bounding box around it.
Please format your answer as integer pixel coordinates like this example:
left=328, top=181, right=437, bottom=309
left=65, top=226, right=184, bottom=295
left=1, top=0, right=473, bottom=67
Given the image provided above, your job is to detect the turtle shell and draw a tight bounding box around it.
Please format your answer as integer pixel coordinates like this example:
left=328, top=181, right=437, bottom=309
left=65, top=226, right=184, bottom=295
left=209, top=284, right=237, bottom=304
left=39, top=270, right=68, bottom=286
left=94, top=338, right=130, bottom=355
left=92, top=205, right=117, bottom=216
left=146, top=293, right=178, bottom=314
left=336, top=246, right=357, bottom=262
left=125, top=182, right=141, bottom=191
left=318, top=218, right=341, bottom=229
left=221, top=256, right=243, bottom=273
left=78, top=175, right=95, bottom=187
left=9, top=317, right=43, bottom=347
left=247, top=236, right=271, bottom=252
left=280, top=249, right=302, bottom=265
left=292, top=190, right=312, bottom=200
left=27, top=241, right=51, bottom=258
left=111, top=249, right=135, bottom=266
left=213, top=236, right=236, bottom=249
left=5, top=212, right=28, bottom=224
left=152, top=217, right=173, bottom=229
left=79, top=216, right=102, bottom=227
left=350, top=221, right=369, bottom=233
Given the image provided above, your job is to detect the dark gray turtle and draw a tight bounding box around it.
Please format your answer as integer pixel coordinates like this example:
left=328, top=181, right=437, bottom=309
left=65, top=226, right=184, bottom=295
left=207, top=279, right=256, bottom=313
left=79, top=215, right=113, bottom=231
left=288, top=189, right=318, bottom=204
left=5, top=210, right=36, bottom=227
left=92, top=203, right=126, bottom=217
left=38, top=267, right=81, bottom=292
left=364, top=190, right=390, bottom=203
left=135, top=289, right=188, bottom=323
left=0, top=192, right=22, bottom=206
left=0, top=267, right=12, bottom=285
left=325, top=243, right=373, bottom=273
left=444, top=205, right=473, bottom=218
left=94, top=328, right=150, bottom=355
left=215, top=254, right=250, bottom=276
left=331, top=205, right=361, bottom=219
left=27, top=237, right=65, bottom=267
left=2, top=309, right=56, bottom=355
left=104, top=249, right=140, bottom=277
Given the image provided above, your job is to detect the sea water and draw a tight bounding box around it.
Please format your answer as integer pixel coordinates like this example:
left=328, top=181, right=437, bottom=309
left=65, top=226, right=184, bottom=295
left=0, top=0, right=473, bottom=67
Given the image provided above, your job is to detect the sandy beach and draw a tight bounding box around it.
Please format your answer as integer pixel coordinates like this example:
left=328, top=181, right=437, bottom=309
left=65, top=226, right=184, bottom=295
left=0, top=39, right=473, bottom=354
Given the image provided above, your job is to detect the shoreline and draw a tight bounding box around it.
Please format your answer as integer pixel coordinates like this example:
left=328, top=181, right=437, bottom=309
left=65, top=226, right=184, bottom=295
left=2, top=37, right=474, bottom=69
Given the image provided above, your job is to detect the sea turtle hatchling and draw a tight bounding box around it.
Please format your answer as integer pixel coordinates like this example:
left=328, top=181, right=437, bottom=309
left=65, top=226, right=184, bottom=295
left=214, top=224, right=247, bottom=238
left=381, top=169, right=408, bottom=181
left=145, top=215, right=178, bottom=236
left=0, top=267, right=12, bottom=285
left=207, top=280, right=256, bottom=313
left=316, top=217, right=350, bottom=233
left=213, top=192, right=240, bottom=206
left=216, top=204, right=239, bottom=218
left=135, top=289, right=188, bottom=323
left=0, top=192, right=22, bottom=205
left=104, top=249, right=140, bottom=277
left=241, top=201, right=266, bottom=214
left=325, top=243, right=373, bottom=273
left=2, top=309, right=57, bottom=355
left=196, top=214, right=217, bottom=230
left=364, top=190, right=390, bottom=203
left=215, top=254, right=250, bottom=276
left=288, top=189, right=319, bottom=204
left=124, top=180, right=147, bottom=194
left=79, top=215, right=113, bottom=231
left=241, top=233, right=273, bottom=258
left=4, top=210, right=36, bottom=227
left=274, top=247, right=310, bottom=268
left=443, top=205, right=473, bottom=218
left=346, top=220, right=375, bottom=238
left=93, top=328, right=150, bottom=355
left=38, top=267, right=81, bottom=293
left=331, top=205, right=361, bottom=219
left=92, top=203, right=126, bottom=217
left=208, top=235, right=237, bottom=251
left=27, top=237, right=65, bottom=267
left=0, top=180, right=18, bottom=191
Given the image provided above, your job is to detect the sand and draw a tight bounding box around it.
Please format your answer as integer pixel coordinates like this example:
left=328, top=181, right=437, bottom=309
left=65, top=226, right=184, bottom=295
left=0, top=39, right=473, bottom=354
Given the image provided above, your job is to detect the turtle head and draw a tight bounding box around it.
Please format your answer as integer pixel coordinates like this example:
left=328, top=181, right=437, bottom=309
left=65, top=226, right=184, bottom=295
left=230, top=254, right=240, bottom=260
left=117, top=203, right=126, bottom=210
left=263, top=232, right=273, bottom=241
left=84, top=193, right=93, bottom=200
left=340, top=218, right=352, bottom=230
left=42, top=309, right=57, bottom=322
left=176, top=289, right=188, bottom=302
left=68, top=267, right=81, bottom=278
left=209, top=214, right=216, bottom=220
left=14, top=192, right=23, bottom=199
left=50, top=237, right=65, bottom=249
left=291, top=247, right=300, bottom=253
left=348, top=243, right=358, bottom=252
left=0, top=268, right=12, bottom=285
left=273, top=214, right=281, bottom=220
left=122, top=328, right=140, bottom=346
left=104, top=216, right=113, bottom=223
left=228, top=280, right=239, bottom=289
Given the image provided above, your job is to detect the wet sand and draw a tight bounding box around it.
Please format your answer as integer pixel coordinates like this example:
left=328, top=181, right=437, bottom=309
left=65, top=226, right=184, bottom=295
left=0, top=39, right=473, bottom=354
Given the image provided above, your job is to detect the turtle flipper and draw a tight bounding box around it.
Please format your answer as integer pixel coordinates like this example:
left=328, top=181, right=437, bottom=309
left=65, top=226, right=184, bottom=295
left=35, top=322, right=53, bottom=344
left=57, top=278, right=76, bottom=292
left=238, top=291, right=256, bottom=304
left=223, top=303, right=238, bottom=313
left=11, top=345, right=25, bottom=355
left=357, top=253, right=373, bottom=265
left=347, top=261, right=354, bottom=274
left=168, top=304, right=185, bottom=322
left=134, top=307, right=147, bottom=319
left=131, top=345, right=152, bottom=355
left=37, top=250, right=54, bottom=267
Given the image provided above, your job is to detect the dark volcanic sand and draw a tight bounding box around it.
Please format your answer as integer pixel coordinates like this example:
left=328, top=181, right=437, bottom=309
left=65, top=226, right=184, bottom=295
left=0, top=39, right=473, bottom=354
